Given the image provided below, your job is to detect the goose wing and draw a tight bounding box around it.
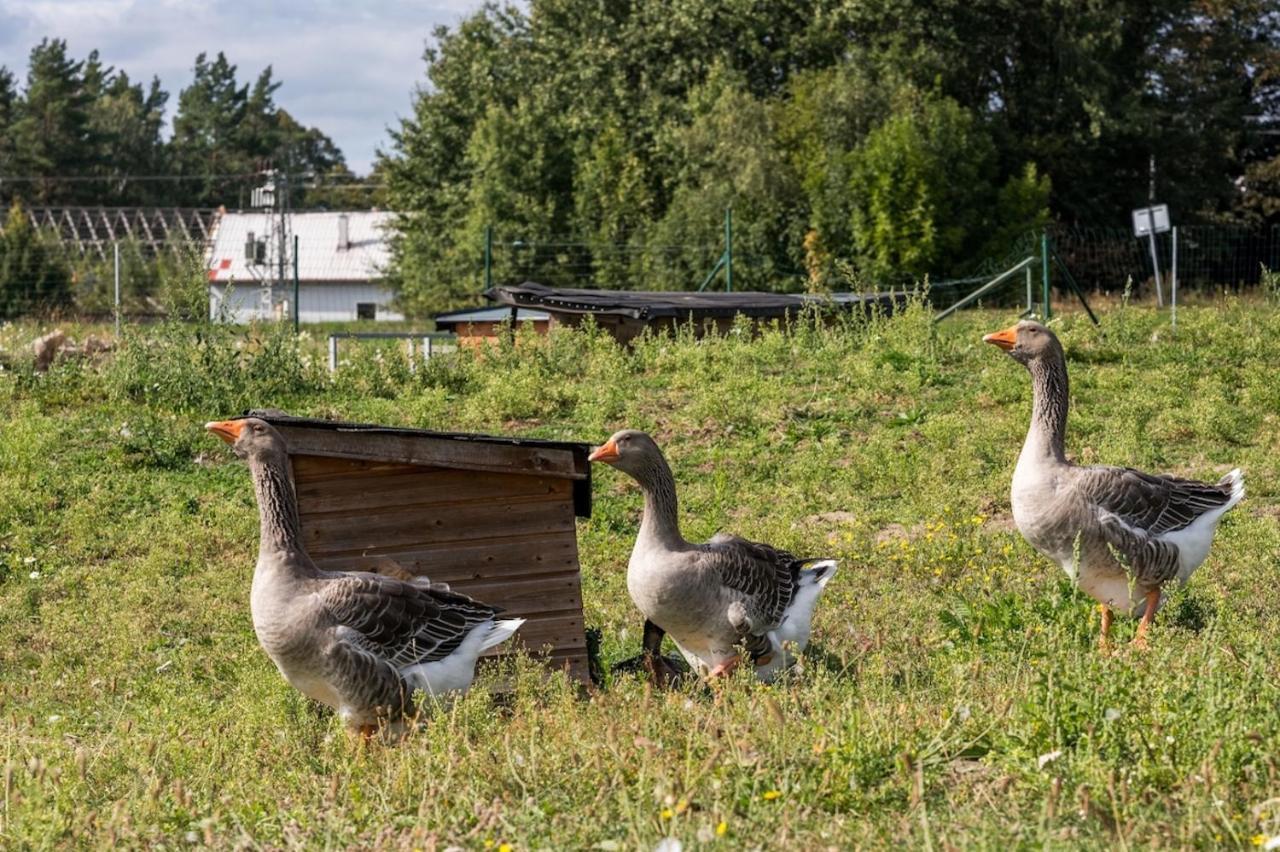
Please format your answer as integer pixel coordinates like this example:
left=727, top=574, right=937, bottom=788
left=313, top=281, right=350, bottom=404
left=1077, top=466, right=1239, bottom=536
left=1076, top=466, right=1239, bottom=585
left=318, top=573, right=500, bottom=669
left=696, top=533, right=798, bottom=631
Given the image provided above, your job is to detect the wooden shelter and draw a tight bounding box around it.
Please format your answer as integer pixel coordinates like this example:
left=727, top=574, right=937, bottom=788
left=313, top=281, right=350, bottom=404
left=485, top=281, right=910, bottom=344
left=245, top=411, right=593, bottom=683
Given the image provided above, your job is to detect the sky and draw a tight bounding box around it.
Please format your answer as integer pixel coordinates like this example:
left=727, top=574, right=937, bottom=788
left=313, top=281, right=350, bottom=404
left=0, top=0, right=487, bottom=174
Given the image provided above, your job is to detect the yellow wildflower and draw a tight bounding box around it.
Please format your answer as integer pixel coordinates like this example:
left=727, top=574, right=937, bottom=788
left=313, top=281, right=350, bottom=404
left=762, top=790, right=781, bottom=801
left=498, top=845, right=513, bottom=852
left=716, top=821, right=728, bottom=837
left=661, top=808, right=674, bottom=819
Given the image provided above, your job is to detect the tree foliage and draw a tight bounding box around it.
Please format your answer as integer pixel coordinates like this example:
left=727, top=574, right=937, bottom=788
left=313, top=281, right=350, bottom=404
left=382, top=0, right=1280, bottom=314
left=0, top=198, right=71, bottom=317
left=0, top=41, right=355, bottom=209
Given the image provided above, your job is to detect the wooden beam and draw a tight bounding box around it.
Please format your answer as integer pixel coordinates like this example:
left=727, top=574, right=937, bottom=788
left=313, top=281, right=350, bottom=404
left=276, top=425, right=589, bottom=481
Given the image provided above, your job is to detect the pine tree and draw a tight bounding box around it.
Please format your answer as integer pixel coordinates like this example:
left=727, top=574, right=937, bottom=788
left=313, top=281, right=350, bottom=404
left=0, top=198, right=72, bottom=317
left=10, top=39, right=95, bottom=204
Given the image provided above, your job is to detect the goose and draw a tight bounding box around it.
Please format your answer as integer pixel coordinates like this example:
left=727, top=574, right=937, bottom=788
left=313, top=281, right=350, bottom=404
left=206, top=417, right=524, bottom=737
left=984, top=321, right=1243, bottom=648
left=589, top=429, right=837, bottom=683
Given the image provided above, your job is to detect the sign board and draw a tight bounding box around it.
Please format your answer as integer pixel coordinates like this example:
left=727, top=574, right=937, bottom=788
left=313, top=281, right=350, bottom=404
left=1132, top=204, right=1171, bottom=237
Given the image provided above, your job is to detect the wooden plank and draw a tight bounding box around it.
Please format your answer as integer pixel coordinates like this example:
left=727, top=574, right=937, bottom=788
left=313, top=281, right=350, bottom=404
left=311, top=535, right=580, bottom=580
left=276, top=425, right=587, bottom=480
left=499, top=613, right=586, bottom=652
left=300, top=498, right=575, bottom=553
left=291, top=455, right=442, bottom=484
left=294, top=464, right=572, bottom=515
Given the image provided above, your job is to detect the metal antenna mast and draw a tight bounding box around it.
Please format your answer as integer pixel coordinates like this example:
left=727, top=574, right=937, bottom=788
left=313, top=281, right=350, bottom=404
left=247, top=168, right=292, bottom=319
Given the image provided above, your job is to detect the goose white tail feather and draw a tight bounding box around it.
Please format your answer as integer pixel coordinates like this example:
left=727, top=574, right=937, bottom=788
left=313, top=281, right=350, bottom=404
left=480, top=618, right=526, bottom=651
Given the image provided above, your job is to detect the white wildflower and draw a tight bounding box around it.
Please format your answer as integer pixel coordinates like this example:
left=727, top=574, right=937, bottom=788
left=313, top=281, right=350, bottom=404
left=1037, top=750, right=1063, bottom=770
left=1104, top=708, right=1122, bottom=722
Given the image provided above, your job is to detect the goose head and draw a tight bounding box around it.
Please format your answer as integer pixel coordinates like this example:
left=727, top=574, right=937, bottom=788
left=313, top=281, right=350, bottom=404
left=205, top=416, right=288, bottom=462
left=982, top=320, right=1063, bottom=367
left=588, top=429, right=665, bottom=482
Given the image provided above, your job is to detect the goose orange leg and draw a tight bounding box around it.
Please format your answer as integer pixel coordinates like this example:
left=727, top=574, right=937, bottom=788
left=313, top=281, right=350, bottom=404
left=1133, top=589, right=1161, bottom=650
left=1098, top=604, right=1113, bottom=651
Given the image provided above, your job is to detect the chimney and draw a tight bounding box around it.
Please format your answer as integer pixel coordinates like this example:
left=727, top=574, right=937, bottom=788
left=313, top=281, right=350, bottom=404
left=337, top=213, right=350, bottom=252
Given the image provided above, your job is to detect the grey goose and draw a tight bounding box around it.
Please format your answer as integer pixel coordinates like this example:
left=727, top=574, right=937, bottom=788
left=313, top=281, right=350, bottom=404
left=589, top=429, right=836, bottom=683
left=984, top=321, right=1243, bottom=648
left=206, top=417, right=523, bottom=737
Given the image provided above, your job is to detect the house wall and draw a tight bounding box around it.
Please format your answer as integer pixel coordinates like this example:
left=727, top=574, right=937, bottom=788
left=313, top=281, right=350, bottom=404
left=208, top=281, right=405, bottom=323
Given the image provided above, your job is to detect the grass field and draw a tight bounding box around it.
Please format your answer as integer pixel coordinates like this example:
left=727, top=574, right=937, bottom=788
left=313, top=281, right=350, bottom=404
left=3, top=296, right=1280, bottom=849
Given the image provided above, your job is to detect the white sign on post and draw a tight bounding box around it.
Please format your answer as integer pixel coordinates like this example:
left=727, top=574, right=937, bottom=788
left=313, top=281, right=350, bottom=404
left=1132, top=204, right=1171, bottom=237
left=1131, top=204, right=1171, bottom=307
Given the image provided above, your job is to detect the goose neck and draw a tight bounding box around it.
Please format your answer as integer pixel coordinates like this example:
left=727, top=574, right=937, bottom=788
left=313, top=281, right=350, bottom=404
left=1024, top=355, right=1069, bottom=463
left=635, top=455, right=686, bottom=551
left=248, top=451, right=311, bottom=566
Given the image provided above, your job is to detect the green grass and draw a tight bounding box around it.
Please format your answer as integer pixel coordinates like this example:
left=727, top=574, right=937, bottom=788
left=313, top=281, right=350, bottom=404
left=3, top=297, right=1280, bottom=848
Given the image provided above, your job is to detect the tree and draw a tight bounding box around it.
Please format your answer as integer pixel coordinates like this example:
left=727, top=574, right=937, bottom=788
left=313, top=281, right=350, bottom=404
left=86, top=59, right=169, bottom=205
left=9, top=39, right=96, bottom=204
left=0, top=67, right=18, bottom=179
left=170, top=53, right=348, bottom=207
left=0, top=198, right=72, bottom=317
left=845, top=92, right=995, bottom=283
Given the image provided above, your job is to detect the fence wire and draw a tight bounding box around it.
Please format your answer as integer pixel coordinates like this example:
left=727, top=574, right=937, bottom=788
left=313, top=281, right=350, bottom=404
left=1050, top=225, right=1280, bottom=292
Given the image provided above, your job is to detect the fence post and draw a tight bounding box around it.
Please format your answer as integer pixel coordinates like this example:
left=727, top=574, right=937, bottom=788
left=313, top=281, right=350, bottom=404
left=724, top=207, right=733, bottom=293
left=113, top=242, right=121, bottom=337
left=484, top=225, right=493, bottom=292
left=1041, top=232, right=1051, bottom=319
left=1025, top=264, right=1032, bottom=314
left=1171, top=225, right=1178, bottom=331
left=328, top=335, right=338, bottom=373
left=1147, top=223, right=1164, bottom=308
left=293, top=234, right=300, bottom=333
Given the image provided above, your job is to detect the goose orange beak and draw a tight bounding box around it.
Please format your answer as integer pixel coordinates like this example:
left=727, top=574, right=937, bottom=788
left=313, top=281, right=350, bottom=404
left=983, top=326, right=1018, bottom=351
left=588, top=439, right=620, bottom=464
left=205, top=419, right=244, bottom=444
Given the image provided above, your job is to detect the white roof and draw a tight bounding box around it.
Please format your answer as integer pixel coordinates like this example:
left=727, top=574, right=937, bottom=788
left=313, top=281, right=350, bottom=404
left=206, top=211, right=392, bottom=283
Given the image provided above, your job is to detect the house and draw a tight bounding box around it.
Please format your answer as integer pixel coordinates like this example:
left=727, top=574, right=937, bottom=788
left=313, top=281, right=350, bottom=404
left=206, top=211, right=402, bottom=323
left=433, top=305, right=552, bottom=346
left=242, top=411, right=594, bottom=684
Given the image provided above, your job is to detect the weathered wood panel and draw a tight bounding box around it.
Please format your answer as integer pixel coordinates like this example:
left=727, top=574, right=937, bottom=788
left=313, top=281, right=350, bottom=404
left=315, top=537, right=580, bottom=582
left=291, top=453, right=590, bottom=683
left=293, top=459, right=570, bottom=514
left=277, top=426, right=587, bottom=480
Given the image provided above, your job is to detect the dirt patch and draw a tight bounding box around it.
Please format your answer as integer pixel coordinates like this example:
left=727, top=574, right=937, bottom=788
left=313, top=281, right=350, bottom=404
left=874, top=522, right=926, bottom=545
left=803, top=511, right=858, bottom=526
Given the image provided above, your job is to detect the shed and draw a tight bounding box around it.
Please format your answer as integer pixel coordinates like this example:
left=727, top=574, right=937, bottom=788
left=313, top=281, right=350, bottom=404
left=433, top=306, right=552, bottom=346
left=245, top=411, right=593, bottom=683
left=485, top=281, right=910, bottom=343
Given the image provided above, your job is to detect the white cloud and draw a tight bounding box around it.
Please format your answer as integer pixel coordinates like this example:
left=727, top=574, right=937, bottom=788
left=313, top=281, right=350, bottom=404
left=0, top=0, right=486, bottom=172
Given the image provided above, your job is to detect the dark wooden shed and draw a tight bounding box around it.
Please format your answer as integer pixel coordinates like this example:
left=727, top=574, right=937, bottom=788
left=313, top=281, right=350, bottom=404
left=485, top=281, right=910, bottom=344
left=245, top=411, right=593, bottom=683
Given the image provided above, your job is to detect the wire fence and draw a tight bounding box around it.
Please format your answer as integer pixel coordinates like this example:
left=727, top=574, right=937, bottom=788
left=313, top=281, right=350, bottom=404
left=1049, top=225, right=1280, bottom=292
left=6, top=214, right=1280, bottom=325
left=491, top=236, right=811, bottom=293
